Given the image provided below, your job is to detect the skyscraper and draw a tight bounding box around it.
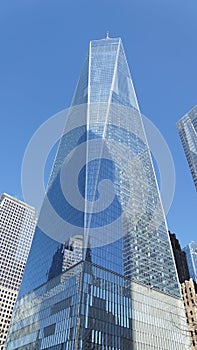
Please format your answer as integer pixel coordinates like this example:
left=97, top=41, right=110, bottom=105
left=169, top=231, right=190, bottom=283
left=6, top=37, right=190, bottom=349
left=19, top=36, right=180, bottom=298
left=177, top=105, right=197, bottom=190
left=0, top=193, right=36, bottom=350
left=169, top=231, right=197, bottom=348
left=183, top=241, right=197, bottom=284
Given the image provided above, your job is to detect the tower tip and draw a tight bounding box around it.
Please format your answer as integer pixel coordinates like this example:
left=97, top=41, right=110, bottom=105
left=105, top=31, right=110, bottom=40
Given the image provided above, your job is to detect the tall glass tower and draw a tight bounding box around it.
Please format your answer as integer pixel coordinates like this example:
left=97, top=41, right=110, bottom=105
left=183, top=241, right=197, bottom=284
left=177, top=105, right=197, bottom=190
left=6, top=37, right=190, bottom=350
left=20, top=36, right=179, bottom=297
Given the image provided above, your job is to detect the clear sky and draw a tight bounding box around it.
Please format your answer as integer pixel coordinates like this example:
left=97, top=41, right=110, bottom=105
left=0, top=0, right=196, bottom=247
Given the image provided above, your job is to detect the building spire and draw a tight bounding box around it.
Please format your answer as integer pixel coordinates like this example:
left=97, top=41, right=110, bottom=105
left=105, top=31, right=110, bottom=40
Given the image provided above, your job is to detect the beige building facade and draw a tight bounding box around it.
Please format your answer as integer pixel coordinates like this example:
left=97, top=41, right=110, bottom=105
left=181, top=279, right=197, bottom=349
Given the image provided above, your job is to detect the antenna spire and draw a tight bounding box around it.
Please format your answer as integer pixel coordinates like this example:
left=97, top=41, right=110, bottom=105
left=105, top=31, right=110, bottom=40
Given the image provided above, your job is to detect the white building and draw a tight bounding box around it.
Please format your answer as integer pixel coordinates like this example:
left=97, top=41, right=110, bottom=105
left=0, top=193, right=36, bottom=350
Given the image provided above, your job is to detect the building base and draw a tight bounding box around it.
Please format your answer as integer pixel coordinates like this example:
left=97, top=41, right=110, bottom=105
left=6, top=261, right=190, bottom=349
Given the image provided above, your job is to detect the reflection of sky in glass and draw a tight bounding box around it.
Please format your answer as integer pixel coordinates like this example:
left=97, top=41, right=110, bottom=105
left=183, top=241, right=197, bottom=284
left=20, top=38, right=180, bottom=298
left=177, top=106, right=197, bottom=190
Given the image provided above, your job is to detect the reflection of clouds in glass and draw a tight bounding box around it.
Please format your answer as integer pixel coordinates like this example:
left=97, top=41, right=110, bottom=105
left=21, top=104, right=175, bottom=248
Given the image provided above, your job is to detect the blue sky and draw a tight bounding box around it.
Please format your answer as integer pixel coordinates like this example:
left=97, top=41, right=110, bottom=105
left=0, top=0, right=196, bottom=247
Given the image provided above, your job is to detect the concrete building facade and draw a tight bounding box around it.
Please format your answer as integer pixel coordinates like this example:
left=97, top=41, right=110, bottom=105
left=0, top=193, right=36, bottom=350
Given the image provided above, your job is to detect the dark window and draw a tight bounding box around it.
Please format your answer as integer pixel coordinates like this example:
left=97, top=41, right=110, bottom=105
left=43, top=324, right=56, bottom=337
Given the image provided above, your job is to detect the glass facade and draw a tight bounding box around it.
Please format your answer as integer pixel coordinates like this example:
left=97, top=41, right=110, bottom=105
left=19, top=37, right=180, bottom=299
left=6, top=262, right=190, bottom=350
left=177, top=105, right=197, bottom=190
left=6, top=36, right=191, bottom=349
left=183, top=241, right=197, bottom=284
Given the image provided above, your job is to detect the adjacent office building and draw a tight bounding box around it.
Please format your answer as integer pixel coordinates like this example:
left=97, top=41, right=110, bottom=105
left=177, top=105, right=197, bottom=190
left=169, top=231, right=190, bottom=283
left=170, top=232, right=197, bottom=349
left=181, top=279, right=197, bottom=349
left=6, top=37, right=190, bottom=349
left=0, top=193, right=36, bottom=350
left=183, top=241, right=197, bottom=284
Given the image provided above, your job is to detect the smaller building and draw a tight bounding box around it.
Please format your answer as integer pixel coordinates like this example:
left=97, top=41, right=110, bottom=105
left=169, top=232, right=197, bottom=349
left=0, top=193, right=36, bottom=350
left=176, top=105, right=197, bottom=190
left=183, top=241, right=197, bottom=284
left=181, top=279, right=197, bottom=349
left=169, top=232, right=190, bottom=283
